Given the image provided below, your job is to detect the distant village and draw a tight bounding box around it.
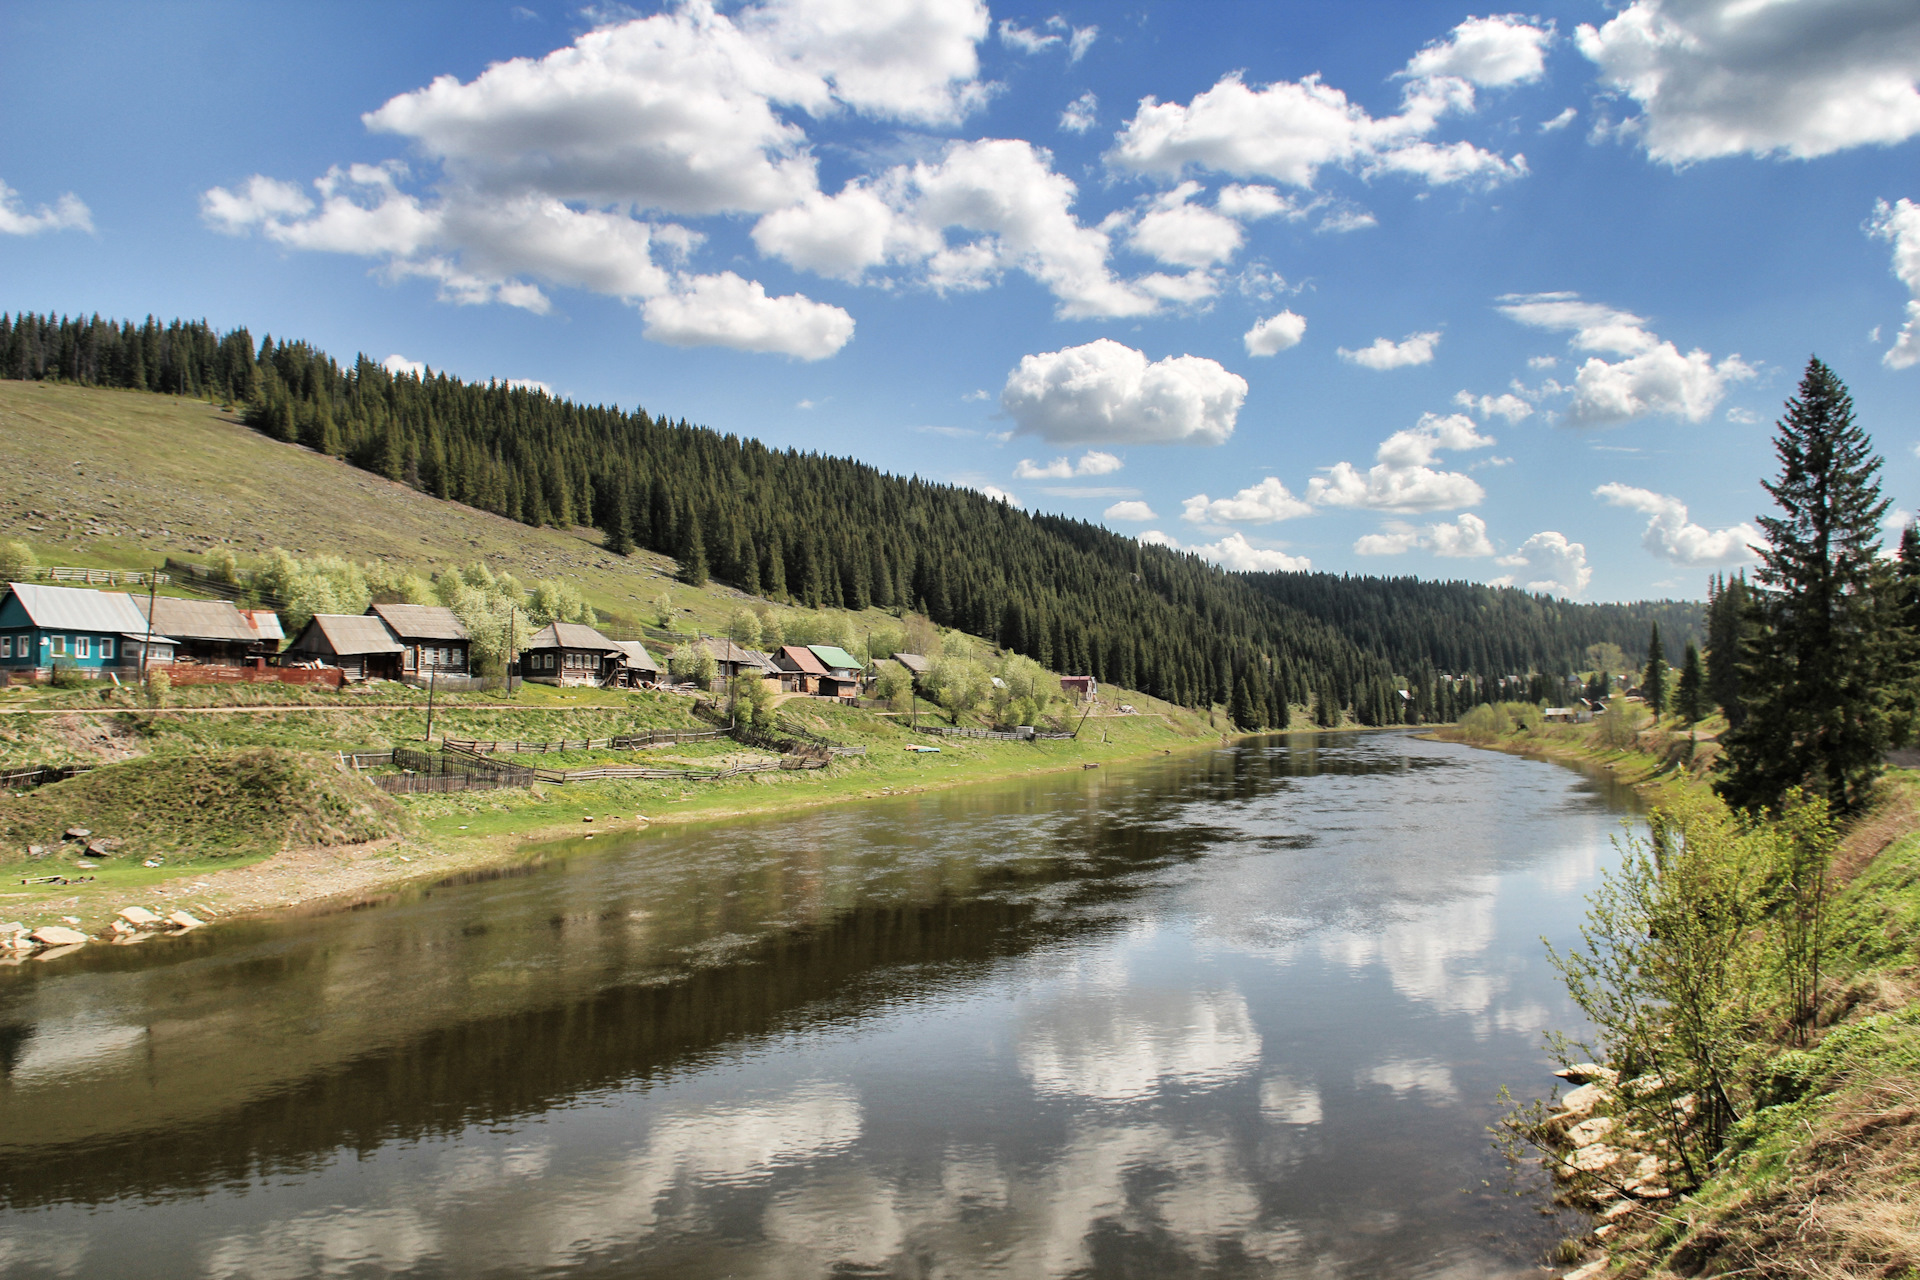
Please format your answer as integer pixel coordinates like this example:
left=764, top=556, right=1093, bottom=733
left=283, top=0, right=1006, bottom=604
left=0, top=578, right=1102, bottom=705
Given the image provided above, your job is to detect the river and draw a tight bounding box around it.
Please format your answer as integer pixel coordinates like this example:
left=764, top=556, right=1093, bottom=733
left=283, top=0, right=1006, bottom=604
left=0, top=731, right=1637, bottom=1278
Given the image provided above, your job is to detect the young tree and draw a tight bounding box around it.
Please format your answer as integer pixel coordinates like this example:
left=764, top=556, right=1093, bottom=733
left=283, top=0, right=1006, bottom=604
left=1717, top=358, right=1907, bottom=814
left=1642, top=622, right=1667, bottom=715
left=1676, top=640, right=1706, bottom=724
left=1705, top=572, right=1754, bottom=726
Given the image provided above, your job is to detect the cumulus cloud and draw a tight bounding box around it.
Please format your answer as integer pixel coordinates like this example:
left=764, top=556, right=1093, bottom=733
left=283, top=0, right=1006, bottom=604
left=754, top=137, right=1160, bottom=318
left=1539, top=106, right=1578, bottom=132
left=1013, top=450, right=1123, bottom=479
left=1870, top=197, right=1920, bottom=370
left=1576, top=0, right=1920, bottom=164
left=1498, top=291, right=1754, bottom=423
left=1244, top=310, right=1307, bottom=356
left=1001, top=339, right=1247, bottom=446
left=1354, top=512, right=1493, bottom=557
left=1339, top=331, right=1439, bottom=370
left=1595, top=482, right=1761, bottom=565
left=1107, top=16, right=1544, bottom=190
left=970, top=482, right=1020, bottom=505
left=1059, top=90, right=1098, bottom=133
left=997, top=18, right=1060, bottom=55
left=1214, top=183, right=1301, bottom=221
left=639, top=271, right=855, bottom=359
left=1181, top=477, right=1312, bottom=525
left=1307, top=412, right=1492, bottom=512
left=1104, top=499, right=1158, bottom=522
left=1126, top=181, right=1244, bottom=268
left=382, top=354, right=427, bottom=377
left=1454, top=388, right=1532, bottom=422
left=1493, top=531, right=1592, bottom=596
left=0, top=179, right=92, bottom=235
left=1139, top=529, right=1309, bottom=572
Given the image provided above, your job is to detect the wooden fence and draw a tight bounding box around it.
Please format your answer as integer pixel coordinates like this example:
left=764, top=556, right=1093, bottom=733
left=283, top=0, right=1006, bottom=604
left=157, top=663, right=344, bottom=689
left=442, top=729, right=725, bottom=755
left=0, top=763, right=94, bottom=792
left=912, top=724, right=1073, bottom=742
left=37, top=567, right=169, bottom=586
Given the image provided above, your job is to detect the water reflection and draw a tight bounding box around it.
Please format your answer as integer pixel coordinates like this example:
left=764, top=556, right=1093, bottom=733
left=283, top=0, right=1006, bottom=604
left=0, top=732, right=1634, bottom=1277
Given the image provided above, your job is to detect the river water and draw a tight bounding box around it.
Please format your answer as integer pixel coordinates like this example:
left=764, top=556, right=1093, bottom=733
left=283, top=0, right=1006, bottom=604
left=0, top=731, right=1636, bottom=1279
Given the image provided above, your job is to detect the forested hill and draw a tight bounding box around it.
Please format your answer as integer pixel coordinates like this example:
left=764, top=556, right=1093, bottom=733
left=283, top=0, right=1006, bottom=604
left=1244, top=573, right=1703, bottom=675
left=2, top=310, right=1702, bottom=724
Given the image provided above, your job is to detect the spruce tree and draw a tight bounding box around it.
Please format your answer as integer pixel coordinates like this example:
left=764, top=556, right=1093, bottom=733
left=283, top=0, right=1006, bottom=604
left=1716, top=358, right=1905, bottom=814
left=678, top=515, right=709, bottom=587
left=604, top=479, right=634, bottom=556
left=1676, top=641, right=1705, bottom=724
left=1705, top=572, right=1753, bottom=726
left=1642, top=622, right=1667, bottom=715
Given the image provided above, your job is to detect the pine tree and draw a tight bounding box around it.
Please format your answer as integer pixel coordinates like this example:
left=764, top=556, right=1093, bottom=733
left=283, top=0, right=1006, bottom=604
left=1676, top=641, right=1705, bottom=724
left=679, top=514, right=709, bottom=587
left=1717, top=358, right=1906, bottom=814
left=1705, top=572, right=1753, bottom=726
left=604, top=478, right=634, bottom=556
left=1642, top=622, right=1667, bottom=715
left=1890, top=524, right=1920, bottom=746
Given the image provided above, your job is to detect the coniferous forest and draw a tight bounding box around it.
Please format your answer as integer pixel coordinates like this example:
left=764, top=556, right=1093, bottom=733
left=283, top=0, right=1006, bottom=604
left=2, top=310, right=1704, bottom=726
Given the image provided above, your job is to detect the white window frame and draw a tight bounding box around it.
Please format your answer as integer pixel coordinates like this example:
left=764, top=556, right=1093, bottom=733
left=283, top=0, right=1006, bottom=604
left=1, top=636, right=10, bottom=658
left=75, top=636, right=91, bottom=659
left=101, top=637, right=113, bottom=659
left=49, top=635, right=67, bottom=657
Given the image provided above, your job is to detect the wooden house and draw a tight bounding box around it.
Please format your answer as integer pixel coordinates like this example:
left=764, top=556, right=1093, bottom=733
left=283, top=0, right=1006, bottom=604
left=238, top=609, right=285, bottom=648
left=281, top=614, right=404, bottom=681
left=891, top=652, right=931, bottom=685
left=522, top=622, right=625, bottom=686
left=1059, top=674, right=1098, bottom=702
left=135, top=596, right=270, bottom=665
left=807, top=644, right=864, bottom=698
left=366, top=603, right=471, bottom=676
left=699, top=637, right=779, bottom=684
left=609, top=640, right=662, bottom=686
left=0, top=582, right=173, bottom=679
left=772, top=643, right=828, bottom=693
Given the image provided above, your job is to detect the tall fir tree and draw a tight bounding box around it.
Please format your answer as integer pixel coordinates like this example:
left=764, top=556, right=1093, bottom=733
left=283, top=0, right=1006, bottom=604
left=678, top=512, right=709, bottom=587
left=1676, top=640, right=1705, bottom=724
left=1705, top=572, right=1754, bottom=726
left=1717, top=358, right=1907, bottom=814
left=1642, top=622, right=1667, bottom=715
left=1890, top=523, right=1920, bottom=746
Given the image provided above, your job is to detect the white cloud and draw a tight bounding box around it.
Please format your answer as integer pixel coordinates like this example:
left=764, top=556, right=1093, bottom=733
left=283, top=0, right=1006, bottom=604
left=1307, top=412, right=1492, bottom=513
left=1454, top=389, right=1532, bottom=422
left=1539, top=106, right=1578, bottom=132
left=1139, top=529, right=1310, bottom=572
left=1354, top=512, right=1493, bottom=557
left=1402, top=14, right=1554, bottom=88
left=1244, top=310, right=1307, bottom=356
left=1063, top=19, right=1098, bottom=62
left=1527, top=354, right=1559, bottom=370
left=503, top=378, right=552, bottom=394
left=640, top=271, right=854, bottom=359
left=1013, top=450, right=1123, bottom=479
left=382, top=354, right=427, bottom=377
left=1338, top=330, right=1439, bottom=370
left=1870, top=197, right=1920, bottom=370
left=1214, top=183, right=1300, bottom=221
left=1059, top=90, right=1097, bottom=133
left=1498, top=291, right=1754, bottom=423
left=1001, top=339, right=1247, bottom=446
left=1181, top=477, right=1311, bottom=525
left=1317, top=207, right=1379, bottom=233
left=1576, top=0, right=1920, bottom=164
left=1492, top=530, right=1592, bottom=596
left=1595, top=482, right=1761, bottom=565
left=1107, top=19, right=1543, bottom=191
left=970, top=482, right=1020, bottom=504
left=0, top=179, right=92, bottom=236
left=1126, top=181, right=1244, bottom=268
left=754, top=138, right=1159, bottom=318
left=1726, top=405, right=1758, bottom=424
left=1104, top=499, right=1158, bottom=522
left=997, top=19, right=1059, bottom=54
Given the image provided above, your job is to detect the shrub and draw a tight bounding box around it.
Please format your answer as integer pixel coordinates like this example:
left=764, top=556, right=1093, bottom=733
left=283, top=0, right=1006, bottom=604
left=1597, top=696, right=1639, bottom=749
left=1458, top=703, right=1512, bottom=743
left=0, top=539, right=38, bottom=582
left=145, top=669, right=172, bottom=708
left=48, top=661, right=87, bottom=690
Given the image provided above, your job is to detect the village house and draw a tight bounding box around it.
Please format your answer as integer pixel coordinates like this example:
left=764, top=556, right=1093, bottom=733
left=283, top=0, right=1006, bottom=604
left=699, top=637, right=778, bottom=684
left=238, top=608, right=284, bottom=649
left=771, top=643, right=828, bottom=694
left=135, top=595, right=271, bottom=666
left=0, top=582, right=174, bottom=679
left=807, top=644, right=865, bottom=698
left=521, top=621, right=626, bottom=686
left=280, top=614, right=405, bottom=681
left=365, top=603, right=471, bottom=677
left=890, top=652, right=932, bottom=686
left=608, top=640, right=662, bottom=687
left=1059, top=674, right=1098, bottom=702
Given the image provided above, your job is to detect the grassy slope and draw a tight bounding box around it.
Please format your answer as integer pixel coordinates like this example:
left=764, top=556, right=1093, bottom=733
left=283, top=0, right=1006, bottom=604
left=1436, top=713, right=1920, bottom=1278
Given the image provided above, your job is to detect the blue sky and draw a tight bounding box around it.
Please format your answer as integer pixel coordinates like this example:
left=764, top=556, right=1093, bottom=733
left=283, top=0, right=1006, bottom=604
left=3, top=0, right=1918, bottom=602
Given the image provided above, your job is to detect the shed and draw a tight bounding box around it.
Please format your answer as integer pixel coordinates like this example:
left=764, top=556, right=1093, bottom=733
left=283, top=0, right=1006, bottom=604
left=610, top=640, right=662, bottom=685
left=135, top=596, right=266, bottom=665
left=238, top=609, right=285, bottom=645
left=282, top=614, right=405, bottom=681
left=0, top=582, right=163, bottom=678
left=1059, top=675, right=1098, bottom=702
left=772, top=643, right=829, bottom=694
left=522, top=622, right=625, bottom=686
left=367, top=603, right=472, bottom=676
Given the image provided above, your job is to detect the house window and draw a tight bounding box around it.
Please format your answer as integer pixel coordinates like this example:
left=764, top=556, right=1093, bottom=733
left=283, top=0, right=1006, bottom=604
left=0, top=637, right=10, bottom=658
left=75, top=636, right=91, bottom=659
left=101, top=637, right=113, bottom=659
left=50, top=635, right=66, bottom=657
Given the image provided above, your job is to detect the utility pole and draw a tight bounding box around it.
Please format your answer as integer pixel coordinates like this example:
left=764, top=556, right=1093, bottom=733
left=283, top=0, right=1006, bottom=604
left=139, top=568, right=159, bottom=680
left=423, top=661, right=439, bottom=744
left=506, top=609, right=517, bottom=695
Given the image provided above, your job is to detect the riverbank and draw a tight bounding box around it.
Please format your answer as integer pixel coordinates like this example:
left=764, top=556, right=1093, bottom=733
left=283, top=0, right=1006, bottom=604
left=1, top=701, right=1229, bottom=944
left=1438, top=708, right=1920, bottom=1279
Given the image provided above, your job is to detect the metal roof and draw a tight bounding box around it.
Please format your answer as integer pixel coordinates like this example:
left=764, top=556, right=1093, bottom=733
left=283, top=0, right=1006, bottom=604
left=294, top=614, right=404, bottom=656
left=808, top=644, right=864, bottom=672
left=611, top=640, right=660, bottom=672
left=701, top=637, right=777, bottom=671
left=775, top=644, right=829, bottom=675
left=367, top=603, right=470, bottom=642
left=891, top=651, right=931, bottom=674
left=136, top=596, right=262, bottom=643
left=237, top=609, right=285, bottom=641
left=524, top=621, right=623, bottom=652
left=5, top=582, right=151, bottom=633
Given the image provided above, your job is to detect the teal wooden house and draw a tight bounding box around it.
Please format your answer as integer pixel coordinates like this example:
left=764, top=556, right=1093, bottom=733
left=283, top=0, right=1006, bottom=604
left=0, top=582, right=175, bottom=679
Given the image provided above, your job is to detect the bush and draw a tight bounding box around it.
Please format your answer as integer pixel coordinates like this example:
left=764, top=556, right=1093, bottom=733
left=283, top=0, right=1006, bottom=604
left=1597, top=696, right=1639, bottom=748
left=48, top=662, right=87, bottom=690
left=145, top=669, right=171, bottom=708
left=1458, top=703, right=1512, bottom=743
left=0, top=539, right=38, bottom=582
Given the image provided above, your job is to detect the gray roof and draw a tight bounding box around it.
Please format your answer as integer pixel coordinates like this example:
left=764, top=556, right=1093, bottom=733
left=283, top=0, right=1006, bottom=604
left=611, top=640, right=660, bottom=672
left=5, top=582, right=150, bottom=633
left=367, top=603, right=470, bottom=642
left=701, top=637, right=777, bottom=671
left=239, top=610, right=285, bottom=641
left=891, top=651, right=931, bottom=675
left=294, top=614, right=404, bottom=656
left=136, top=595, right=262, bottom=643
left=524, top=621, right=623, bottom=653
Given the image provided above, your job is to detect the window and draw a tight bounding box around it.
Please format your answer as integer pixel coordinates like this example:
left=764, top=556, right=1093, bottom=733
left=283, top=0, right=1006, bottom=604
left=1, top=636, right=10, bottom=658
left=50, top=635, right=66, bottom=657
left=75, top=636, right=90, bottom=659
left=101, top=637, right=113, bottom=659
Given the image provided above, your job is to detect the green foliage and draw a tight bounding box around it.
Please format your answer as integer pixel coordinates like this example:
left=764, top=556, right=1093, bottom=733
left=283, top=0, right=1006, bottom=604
left=1643, top=621, right=1668, bottom=714
left=0, top=538, right=36, bottom=582
left=1718, top=358, right=1909, bottom=815
left=1706, top=572, right=1754, bottom=726
left=872, top=661, right=914, bottom=711
left=1597, top=695, right=1639, bottom=749
left=144, top=668, right=171, bottom=708
left=727, top=608, right=763, bottom=648
left=47, top=661, right=86, bottom=690
left=434, top=565, right=531, bottom=676
left=1677, top=641, right=1706, bottom=724
left=525, top=578, right=594, bottom=627
left=1458, top=702, right=1512, bottom=743
left=253, top=548, right=371, bottom=632
left=728, top=672, right=777, bottom=733
left=1586, top=641, right=1631, bottom=677
left=1547, top=791, right=1836, bottom=1185
left=209, top=547, right=240, bottom=584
